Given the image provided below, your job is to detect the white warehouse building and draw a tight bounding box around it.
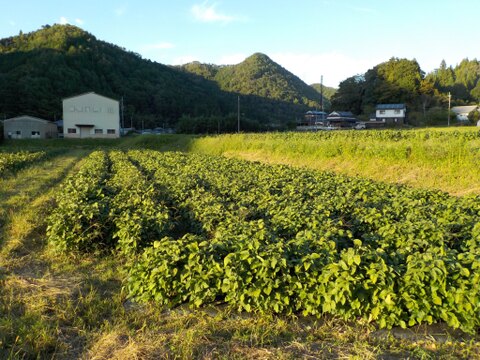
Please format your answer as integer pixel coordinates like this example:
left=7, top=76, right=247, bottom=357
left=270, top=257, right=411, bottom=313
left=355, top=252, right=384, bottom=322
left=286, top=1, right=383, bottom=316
left=63, top=92, right=120, bottom=138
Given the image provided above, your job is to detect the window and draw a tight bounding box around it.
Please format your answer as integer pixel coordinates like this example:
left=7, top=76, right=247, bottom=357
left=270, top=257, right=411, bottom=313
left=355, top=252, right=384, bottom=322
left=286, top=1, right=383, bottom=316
left=95, top=129, right=103, bottom=134
left=15, top=130, right=21, bottom=135
left=107, top=129, right=116, bottom=134
left=31, top=131, right=40, bottom=136
left=67, top=128, right=77, bottom=134
left=379, top=110, right=385, bottom=114
left=394, top=109, right=401, bottom=114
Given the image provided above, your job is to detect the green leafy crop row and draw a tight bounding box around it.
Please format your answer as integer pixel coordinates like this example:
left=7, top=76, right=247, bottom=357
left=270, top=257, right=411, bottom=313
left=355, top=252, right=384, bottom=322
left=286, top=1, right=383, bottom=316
left=47, top=150, right=480, bottom=333
left=0, top=151, right=46, bottom=175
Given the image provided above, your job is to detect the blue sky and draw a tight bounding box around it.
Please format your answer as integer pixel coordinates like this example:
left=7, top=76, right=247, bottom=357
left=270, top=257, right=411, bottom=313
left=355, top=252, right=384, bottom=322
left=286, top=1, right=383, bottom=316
left=1, top=0, right=478, bottom=87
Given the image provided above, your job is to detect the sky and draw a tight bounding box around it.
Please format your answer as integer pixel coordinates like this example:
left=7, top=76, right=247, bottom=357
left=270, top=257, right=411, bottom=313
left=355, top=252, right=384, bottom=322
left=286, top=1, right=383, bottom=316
left=1, top=0, right=479, bottom=88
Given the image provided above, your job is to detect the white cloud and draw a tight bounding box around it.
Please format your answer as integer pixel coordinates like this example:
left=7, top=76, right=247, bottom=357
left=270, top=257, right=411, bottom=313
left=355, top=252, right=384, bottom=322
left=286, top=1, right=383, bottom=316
left=191, top=2, right=235, bottom=24
left=115, top=5, right=127, bottom=16
left=75, top=18, right=84, bottom=25
left=171, top=55, right=199, bottom=65
left=59, top=16, right=69, bottom=25
left=140, top=42, right=175, bottom=52
left=270, top=52, right=384, bottom=88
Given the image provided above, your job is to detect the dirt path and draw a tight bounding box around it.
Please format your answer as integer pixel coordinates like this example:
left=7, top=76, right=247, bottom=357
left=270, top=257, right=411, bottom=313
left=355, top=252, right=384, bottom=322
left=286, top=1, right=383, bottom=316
left=0, top=150, right=93, bottom=358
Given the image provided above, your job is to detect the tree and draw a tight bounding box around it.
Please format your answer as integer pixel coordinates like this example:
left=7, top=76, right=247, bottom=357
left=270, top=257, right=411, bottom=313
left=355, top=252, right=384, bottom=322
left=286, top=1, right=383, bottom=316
left=471, top=80, right=480, bottom=103
left=419, top=78, right=437, bottom=123
left=468, top=109, right=480, bottom=125
left=330, top=75, right=364, bottom=114
left=435, top=60, right=455, bottom=92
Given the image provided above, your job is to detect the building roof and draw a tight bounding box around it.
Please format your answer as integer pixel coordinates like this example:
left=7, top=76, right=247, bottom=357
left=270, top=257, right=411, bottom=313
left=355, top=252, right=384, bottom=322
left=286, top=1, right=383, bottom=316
left=451, top=105, right=478, bottom=114
left=328, top=111, right=354, bottom=118
left=4, top=115, right=54, bottom=124
left=306, top=111, right=327, bottom=115
left=63, top=91, right=119, bottom=102
left=376, top=104, right=405, bottom=110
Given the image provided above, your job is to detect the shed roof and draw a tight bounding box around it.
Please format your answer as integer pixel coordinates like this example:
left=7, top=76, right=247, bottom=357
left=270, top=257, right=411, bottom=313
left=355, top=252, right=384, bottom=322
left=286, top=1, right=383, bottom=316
left=4, top=115, right=54, bottom=124
left=376, top=104, right=405, bottom=110
left=63, top=91, right=119, bottom=102
left=451, top=105, right=478, bottom=114
left=306, top=111, right=327, bottom=115
left=328, top=111, right=354, bottom=117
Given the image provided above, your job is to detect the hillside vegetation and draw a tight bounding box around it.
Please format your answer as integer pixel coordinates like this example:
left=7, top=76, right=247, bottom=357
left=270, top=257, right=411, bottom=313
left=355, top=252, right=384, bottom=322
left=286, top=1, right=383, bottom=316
left=180, top=53, right=323, bottom=109
left=332, top=57, right=480, bottom=125
left=0, top=25, right=319, bottom=130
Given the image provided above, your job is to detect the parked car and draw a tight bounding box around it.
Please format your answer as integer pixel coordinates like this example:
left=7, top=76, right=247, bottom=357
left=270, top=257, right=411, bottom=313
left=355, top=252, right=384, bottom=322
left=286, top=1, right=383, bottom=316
left=354, top=122, right=366, bottom=130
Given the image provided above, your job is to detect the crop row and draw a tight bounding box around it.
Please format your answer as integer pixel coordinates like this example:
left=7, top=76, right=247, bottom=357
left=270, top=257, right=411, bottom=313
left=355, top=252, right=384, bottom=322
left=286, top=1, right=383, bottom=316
left=47, top=150, right=480, bottom=332
left=0, top=151, right=46, bottom=174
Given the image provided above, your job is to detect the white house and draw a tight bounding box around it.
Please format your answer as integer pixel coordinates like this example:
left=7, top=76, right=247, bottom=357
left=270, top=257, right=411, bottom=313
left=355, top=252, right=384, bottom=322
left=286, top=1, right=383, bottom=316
left=63, top=92, right=120, bottom=138
left=375, top=104, right=406, bottom=124
left=3, top=115, right=58, bottom=139
left=451, top=105, right=478, bottom=122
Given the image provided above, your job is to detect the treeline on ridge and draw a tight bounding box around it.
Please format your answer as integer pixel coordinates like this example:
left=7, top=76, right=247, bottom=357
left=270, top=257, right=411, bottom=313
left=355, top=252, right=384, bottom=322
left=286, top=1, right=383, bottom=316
left=0, top=25, right=321, bottom=132
left=1, top=24, right=480, bottom=132
left=331, top=58, right=480, bottom=125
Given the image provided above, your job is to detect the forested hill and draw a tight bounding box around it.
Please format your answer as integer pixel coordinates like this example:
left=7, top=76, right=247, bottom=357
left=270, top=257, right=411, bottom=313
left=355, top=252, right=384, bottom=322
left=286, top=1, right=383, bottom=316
left=179, top=53, right=323, bottom=109
left=309, top=83, right=337, bottom=111
left=0, top=25, right=313, bottom=130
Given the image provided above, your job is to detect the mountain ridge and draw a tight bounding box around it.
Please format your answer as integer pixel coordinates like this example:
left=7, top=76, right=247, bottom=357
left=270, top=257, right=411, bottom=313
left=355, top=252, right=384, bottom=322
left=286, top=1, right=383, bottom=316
left=0, top=24, right=321, bottom=130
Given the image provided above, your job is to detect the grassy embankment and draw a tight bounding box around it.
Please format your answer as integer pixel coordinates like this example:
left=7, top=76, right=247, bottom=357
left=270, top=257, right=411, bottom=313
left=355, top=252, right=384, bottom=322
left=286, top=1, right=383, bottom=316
left=187, top=128, right=480, bottom=196
left=0, top=130, right=479, bottom=359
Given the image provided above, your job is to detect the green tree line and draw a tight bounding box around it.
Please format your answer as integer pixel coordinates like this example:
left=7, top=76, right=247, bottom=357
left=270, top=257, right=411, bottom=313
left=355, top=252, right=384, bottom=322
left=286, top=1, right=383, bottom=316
left=331, top=57, right=480, bottom=125
left=0, top=25, right=319, bottom=133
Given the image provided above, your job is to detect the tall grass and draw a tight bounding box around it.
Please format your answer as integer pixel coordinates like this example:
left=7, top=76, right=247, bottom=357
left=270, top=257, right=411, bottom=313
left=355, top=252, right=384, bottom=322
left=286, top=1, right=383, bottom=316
left=187, top=128, right=480, bottom=196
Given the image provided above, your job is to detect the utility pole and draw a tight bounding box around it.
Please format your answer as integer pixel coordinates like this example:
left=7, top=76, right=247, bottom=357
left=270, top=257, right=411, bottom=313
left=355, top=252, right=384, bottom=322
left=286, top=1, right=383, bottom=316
left=237, top=95, right=240, bottom=133
left=121, top=96, right=125, bottom=133
left=320, top=75, right=324, bottom=113
left=448, top=92, right=451, bottom=126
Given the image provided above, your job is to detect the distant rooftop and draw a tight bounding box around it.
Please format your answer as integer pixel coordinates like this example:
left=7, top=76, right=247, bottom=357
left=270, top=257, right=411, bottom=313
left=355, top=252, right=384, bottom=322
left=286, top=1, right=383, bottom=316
left=306, top=110, right=327, bottom=115
left=376, top=104, right=405, bottom=110
left=451, top=105, right=478, bottom=114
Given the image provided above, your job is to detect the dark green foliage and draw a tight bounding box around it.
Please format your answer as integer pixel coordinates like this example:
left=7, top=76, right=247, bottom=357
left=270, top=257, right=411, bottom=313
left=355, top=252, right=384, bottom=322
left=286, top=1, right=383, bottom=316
left=0, top=25, right=223, bottom=127
left=332, top=57, right=480, bottom=120
left=107, top=151, right=171, bottom=255
left=0, top=151, right=46, bottom=174
left=0, top=25, right=317, bottom=129
left=330, top=75, right=365, bottom=115
left=47, top=149, right=480, bottom=333
left=175, top=114, right=267, bottom=134
left=179, top=53, right=322, bottom=109
left=310, top=83, right=336, bottom=111
left=47, top=151, right=113, bottom=252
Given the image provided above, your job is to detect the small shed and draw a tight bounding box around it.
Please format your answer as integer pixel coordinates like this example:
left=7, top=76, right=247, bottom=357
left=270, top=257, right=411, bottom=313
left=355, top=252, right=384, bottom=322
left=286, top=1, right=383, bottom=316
left=3, top=115, right=58, bottom=139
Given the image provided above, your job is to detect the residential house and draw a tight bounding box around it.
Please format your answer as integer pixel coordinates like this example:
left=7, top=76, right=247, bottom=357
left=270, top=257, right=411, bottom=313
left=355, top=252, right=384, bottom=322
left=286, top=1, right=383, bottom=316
left=375, top=104, right=406, bottom=125
left=327, top=111, right=357, bottom=128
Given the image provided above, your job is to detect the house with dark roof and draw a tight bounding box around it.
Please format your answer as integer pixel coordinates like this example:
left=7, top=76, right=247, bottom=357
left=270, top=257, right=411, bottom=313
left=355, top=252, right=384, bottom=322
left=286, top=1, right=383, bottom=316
left=327, top=111, right=357, bottom=128
left=375, top=104, right=406, bottom=124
